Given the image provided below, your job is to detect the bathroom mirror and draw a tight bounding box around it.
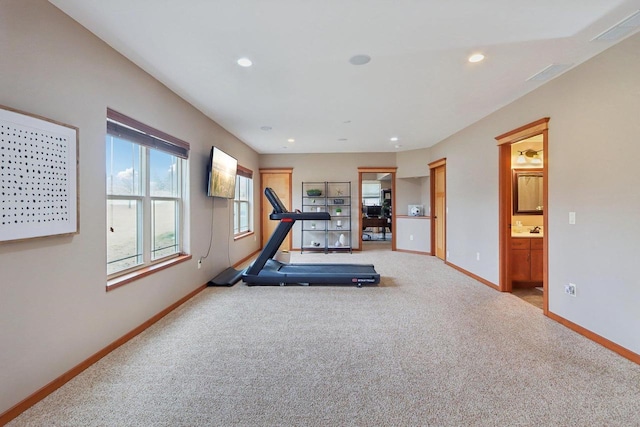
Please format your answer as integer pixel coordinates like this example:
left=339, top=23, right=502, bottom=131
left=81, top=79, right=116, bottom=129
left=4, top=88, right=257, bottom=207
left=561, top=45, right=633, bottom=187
left=513, top=169, right=543, bottom=215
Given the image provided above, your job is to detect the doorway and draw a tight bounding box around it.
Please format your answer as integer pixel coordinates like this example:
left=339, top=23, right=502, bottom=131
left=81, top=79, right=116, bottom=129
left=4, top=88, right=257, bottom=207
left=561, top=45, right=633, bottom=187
left=358, top=167, right=396, bottom=251
left=259, top=168, right=292, bottom=251
left=496, top=119, right=549, bottom=314
left=429, top=159, right=446, bottom=260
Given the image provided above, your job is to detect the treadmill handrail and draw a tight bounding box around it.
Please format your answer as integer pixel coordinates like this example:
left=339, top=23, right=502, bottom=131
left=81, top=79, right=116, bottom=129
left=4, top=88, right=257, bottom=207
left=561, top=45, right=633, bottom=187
left=270, top=211, right=330, bottom=221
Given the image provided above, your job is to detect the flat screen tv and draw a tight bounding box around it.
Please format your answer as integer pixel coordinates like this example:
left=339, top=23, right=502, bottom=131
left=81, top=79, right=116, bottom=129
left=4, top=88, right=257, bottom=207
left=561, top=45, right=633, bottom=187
left=207, top=146, right=237, bottom=198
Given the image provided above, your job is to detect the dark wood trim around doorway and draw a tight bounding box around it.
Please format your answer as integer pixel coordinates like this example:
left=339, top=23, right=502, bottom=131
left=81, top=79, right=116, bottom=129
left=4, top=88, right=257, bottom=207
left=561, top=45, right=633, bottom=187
left=429, top=158, right=446, bottom=261
left=358, top=167, right=397, bottom=251
left=259, top=168, right=293, bottom=251
left=495, top=118, right=549, bottom=315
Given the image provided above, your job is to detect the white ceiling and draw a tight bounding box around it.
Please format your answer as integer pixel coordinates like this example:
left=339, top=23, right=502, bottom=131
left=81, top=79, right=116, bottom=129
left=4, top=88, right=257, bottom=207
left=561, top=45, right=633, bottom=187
left=49, top=0, right=640, bottom=154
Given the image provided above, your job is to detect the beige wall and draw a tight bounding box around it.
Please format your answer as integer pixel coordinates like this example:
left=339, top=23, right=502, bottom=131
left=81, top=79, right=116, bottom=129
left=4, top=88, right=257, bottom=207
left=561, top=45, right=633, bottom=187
left=396, top=177, right=430, bottom=216
left=396, top=217, right=430, bottom=253
left=2, top=0, right=640, bottom=417
left=0, top=0, right=259, bottom=414
left=396, top=147, right=431, bottom=178
left=429, top=31, right=640, bottom=354
left=260, top=153, right=395, bottom=249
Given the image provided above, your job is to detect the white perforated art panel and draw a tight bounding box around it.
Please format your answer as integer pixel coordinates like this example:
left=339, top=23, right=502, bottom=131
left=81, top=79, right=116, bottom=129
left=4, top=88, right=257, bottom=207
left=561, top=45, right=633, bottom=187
left=0, top=106, right=78, bottom=242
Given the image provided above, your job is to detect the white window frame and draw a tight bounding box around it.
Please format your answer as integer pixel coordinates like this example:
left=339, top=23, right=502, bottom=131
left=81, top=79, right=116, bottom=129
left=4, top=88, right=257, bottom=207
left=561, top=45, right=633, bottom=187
left=106, top=109, right=189, bottom=281
left=362, top=181, right=382, bottom=206
left=234, top=168, right=253, bottom=237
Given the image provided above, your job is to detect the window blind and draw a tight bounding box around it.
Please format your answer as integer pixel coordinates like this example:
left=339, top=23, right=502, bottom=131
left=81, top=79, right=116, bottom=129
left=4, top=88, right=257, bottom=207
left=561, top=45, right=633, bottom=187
left=237, top=165, right=253, bottom=179
left=106, top=108, right=189, bottom=159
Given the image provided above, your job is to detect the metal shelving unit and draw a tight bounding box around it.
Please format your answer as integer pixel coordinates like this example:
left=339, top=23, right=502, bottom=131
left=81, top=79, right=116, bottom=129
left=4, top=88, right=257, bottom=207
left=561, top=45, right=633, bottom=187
left=301, top=181, right=351, bottom=253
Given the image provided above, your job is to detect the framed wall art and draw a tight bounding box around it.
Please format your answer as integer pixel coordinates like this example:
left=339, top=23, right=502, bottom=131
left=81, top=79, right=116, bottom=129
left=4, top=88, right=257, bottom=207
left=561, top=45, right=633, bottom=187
left=0, top=105, right=79, bottom=243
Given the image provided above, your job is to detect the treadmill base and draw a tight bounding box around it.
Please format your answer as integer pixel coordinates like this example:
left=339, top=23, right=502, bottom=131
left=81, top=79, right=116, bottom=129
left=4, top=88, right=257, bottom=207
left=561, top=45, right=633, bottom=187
left=242, top=259, right=380, bottom=287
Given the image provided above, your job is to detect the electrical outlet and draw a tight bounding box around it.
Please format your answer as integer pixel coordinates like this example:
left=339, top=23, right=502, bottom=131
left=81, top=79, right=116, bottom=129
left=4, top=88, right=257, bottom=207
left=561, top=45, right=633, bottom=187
left=565, top=283, right=576, bottom=296
left=197, top=259, right=202, bottom=270
left=446, top=250, right=450, bottom=259
left=476, top=252, right=480, bottom=261
left=410, top=234, right=414, bottom=241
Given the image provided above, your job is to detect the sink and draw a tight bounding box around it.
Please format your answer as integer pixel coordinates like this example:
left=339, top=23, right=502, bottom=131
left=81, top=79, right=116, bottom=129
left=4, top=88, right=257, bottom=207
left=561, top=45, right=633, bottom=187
left=511, top=228, right=543, bottom=237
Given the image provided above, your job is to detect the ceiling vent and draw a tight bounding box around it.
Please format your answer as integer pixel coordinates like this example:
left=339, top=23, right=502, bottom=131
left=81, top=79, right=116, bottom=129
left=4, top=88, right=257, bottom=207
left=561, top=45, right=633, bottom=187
left=526, top=64, right=573, bottom=82
left=592, top=10, right=640, bottom=41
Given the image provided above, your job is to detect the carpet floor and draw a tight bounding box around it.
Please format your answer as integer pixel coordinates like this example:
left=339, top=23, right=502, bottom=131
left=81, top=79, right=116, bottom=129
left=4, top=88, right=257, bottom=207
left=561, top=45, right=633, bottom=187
left=8, top=246, right=640, bottom=426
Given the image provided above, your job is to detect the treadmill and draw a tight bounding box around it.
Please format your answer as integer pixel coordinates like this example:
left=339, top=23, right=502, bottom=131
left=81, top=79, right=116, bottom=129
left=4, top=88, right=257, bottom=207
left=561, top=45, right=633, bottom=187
left=242, top=187, right=380, bottom=287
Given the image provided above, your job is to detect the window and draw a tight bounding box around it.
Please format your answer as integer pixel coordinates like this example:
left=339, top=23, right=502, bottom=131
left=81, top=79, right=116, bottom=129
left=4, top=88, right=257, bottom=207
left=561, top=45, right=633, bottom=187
left=106, top=109, right=189, bottom=277
left=234, top=166, right=253, bottom=236
left=362, top=181, right=382, bottom=206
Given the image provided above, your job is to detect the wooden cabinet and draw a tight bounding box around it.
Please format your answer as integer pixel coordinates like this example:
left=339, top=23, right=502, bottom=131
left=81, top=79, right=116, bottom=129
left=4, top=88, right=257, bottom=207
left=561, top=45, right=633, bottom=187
left=510, top=239, right=531, bottom=282
left=530, top=239, right=544, bottom=282
left=511, top=238, right=543, bottom=285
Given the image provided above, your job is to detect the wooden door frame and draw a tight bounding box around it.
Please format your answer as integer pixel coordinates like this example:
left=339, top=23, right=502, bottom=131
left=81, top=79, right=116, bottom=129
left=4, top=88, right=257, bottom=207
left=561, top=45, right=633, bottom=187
left=358, top=167, right=397, bottom=251
left=259, top=168, right=293, bottom=250
left=429, top=158, right=446, bottom=259
left=495, top=118, right=549, bottom=315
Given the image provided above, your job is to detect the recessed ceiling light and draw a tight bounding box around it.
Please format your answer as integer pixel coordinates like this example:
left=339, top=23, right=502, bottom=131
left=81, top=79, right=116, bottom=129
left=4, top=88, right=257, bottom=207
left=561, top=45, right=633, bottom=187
left=349, top=54, right=371, bottom=66
left=287, top=138, right=295, bottom=143
left=260, top=125, right=272, bottom=131
left=237, top=57, right=253, bottom=67
left=390, top=137, right=399, bottom=142
left=468, top=53, right=485, bottom=63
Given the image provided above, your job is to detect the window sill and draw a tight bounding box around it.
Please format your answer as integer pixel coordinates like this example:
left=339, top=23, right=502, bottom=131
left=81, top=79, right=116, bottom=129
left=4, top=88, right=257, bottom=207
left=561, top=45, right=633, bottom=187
left=106, top=254, right=192, bottom=291
left=234, top=231, right=254, bottom=241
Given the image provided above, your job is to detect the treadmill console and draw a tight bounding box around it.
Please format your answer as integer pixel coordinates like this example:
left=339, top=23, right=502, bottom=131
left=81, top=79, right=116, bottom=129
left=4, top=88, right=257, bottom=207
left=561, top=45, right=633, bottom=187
left=265, top=187, right=288, bottom=214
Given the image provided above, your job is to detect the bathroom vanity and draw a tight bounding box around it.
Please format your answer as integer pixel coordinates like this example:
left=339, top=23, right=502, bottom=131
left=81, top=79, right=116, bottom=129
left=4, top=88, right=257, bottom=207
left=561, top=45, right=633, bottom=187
left=510, top=232, right=543, bottom=286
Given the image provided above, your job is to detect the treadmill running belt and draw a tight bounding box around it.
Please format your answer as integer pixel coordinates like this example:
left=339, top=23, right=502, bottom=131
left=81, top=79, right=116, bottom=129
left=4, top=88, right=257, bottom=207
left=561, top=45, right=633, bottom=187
left=278, top=264, right=376, bottom=274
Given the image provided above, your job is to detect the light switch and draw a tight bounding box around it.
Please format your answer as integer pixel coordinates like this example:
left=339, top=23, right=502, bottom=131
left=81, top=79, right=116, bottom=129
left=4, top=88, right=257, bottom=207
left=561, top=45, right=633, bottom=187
left=569, top=211, right=576, bottom=225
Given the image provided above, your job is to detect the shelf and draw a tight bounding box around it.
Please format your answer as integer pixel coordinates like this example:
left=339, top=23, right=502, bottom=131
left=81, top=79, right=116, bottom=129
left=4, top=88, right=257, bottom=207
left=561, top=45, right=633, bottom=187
left=301, top=181, right=351, bottom=254
left=327, top=246, right=352, bottom=252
